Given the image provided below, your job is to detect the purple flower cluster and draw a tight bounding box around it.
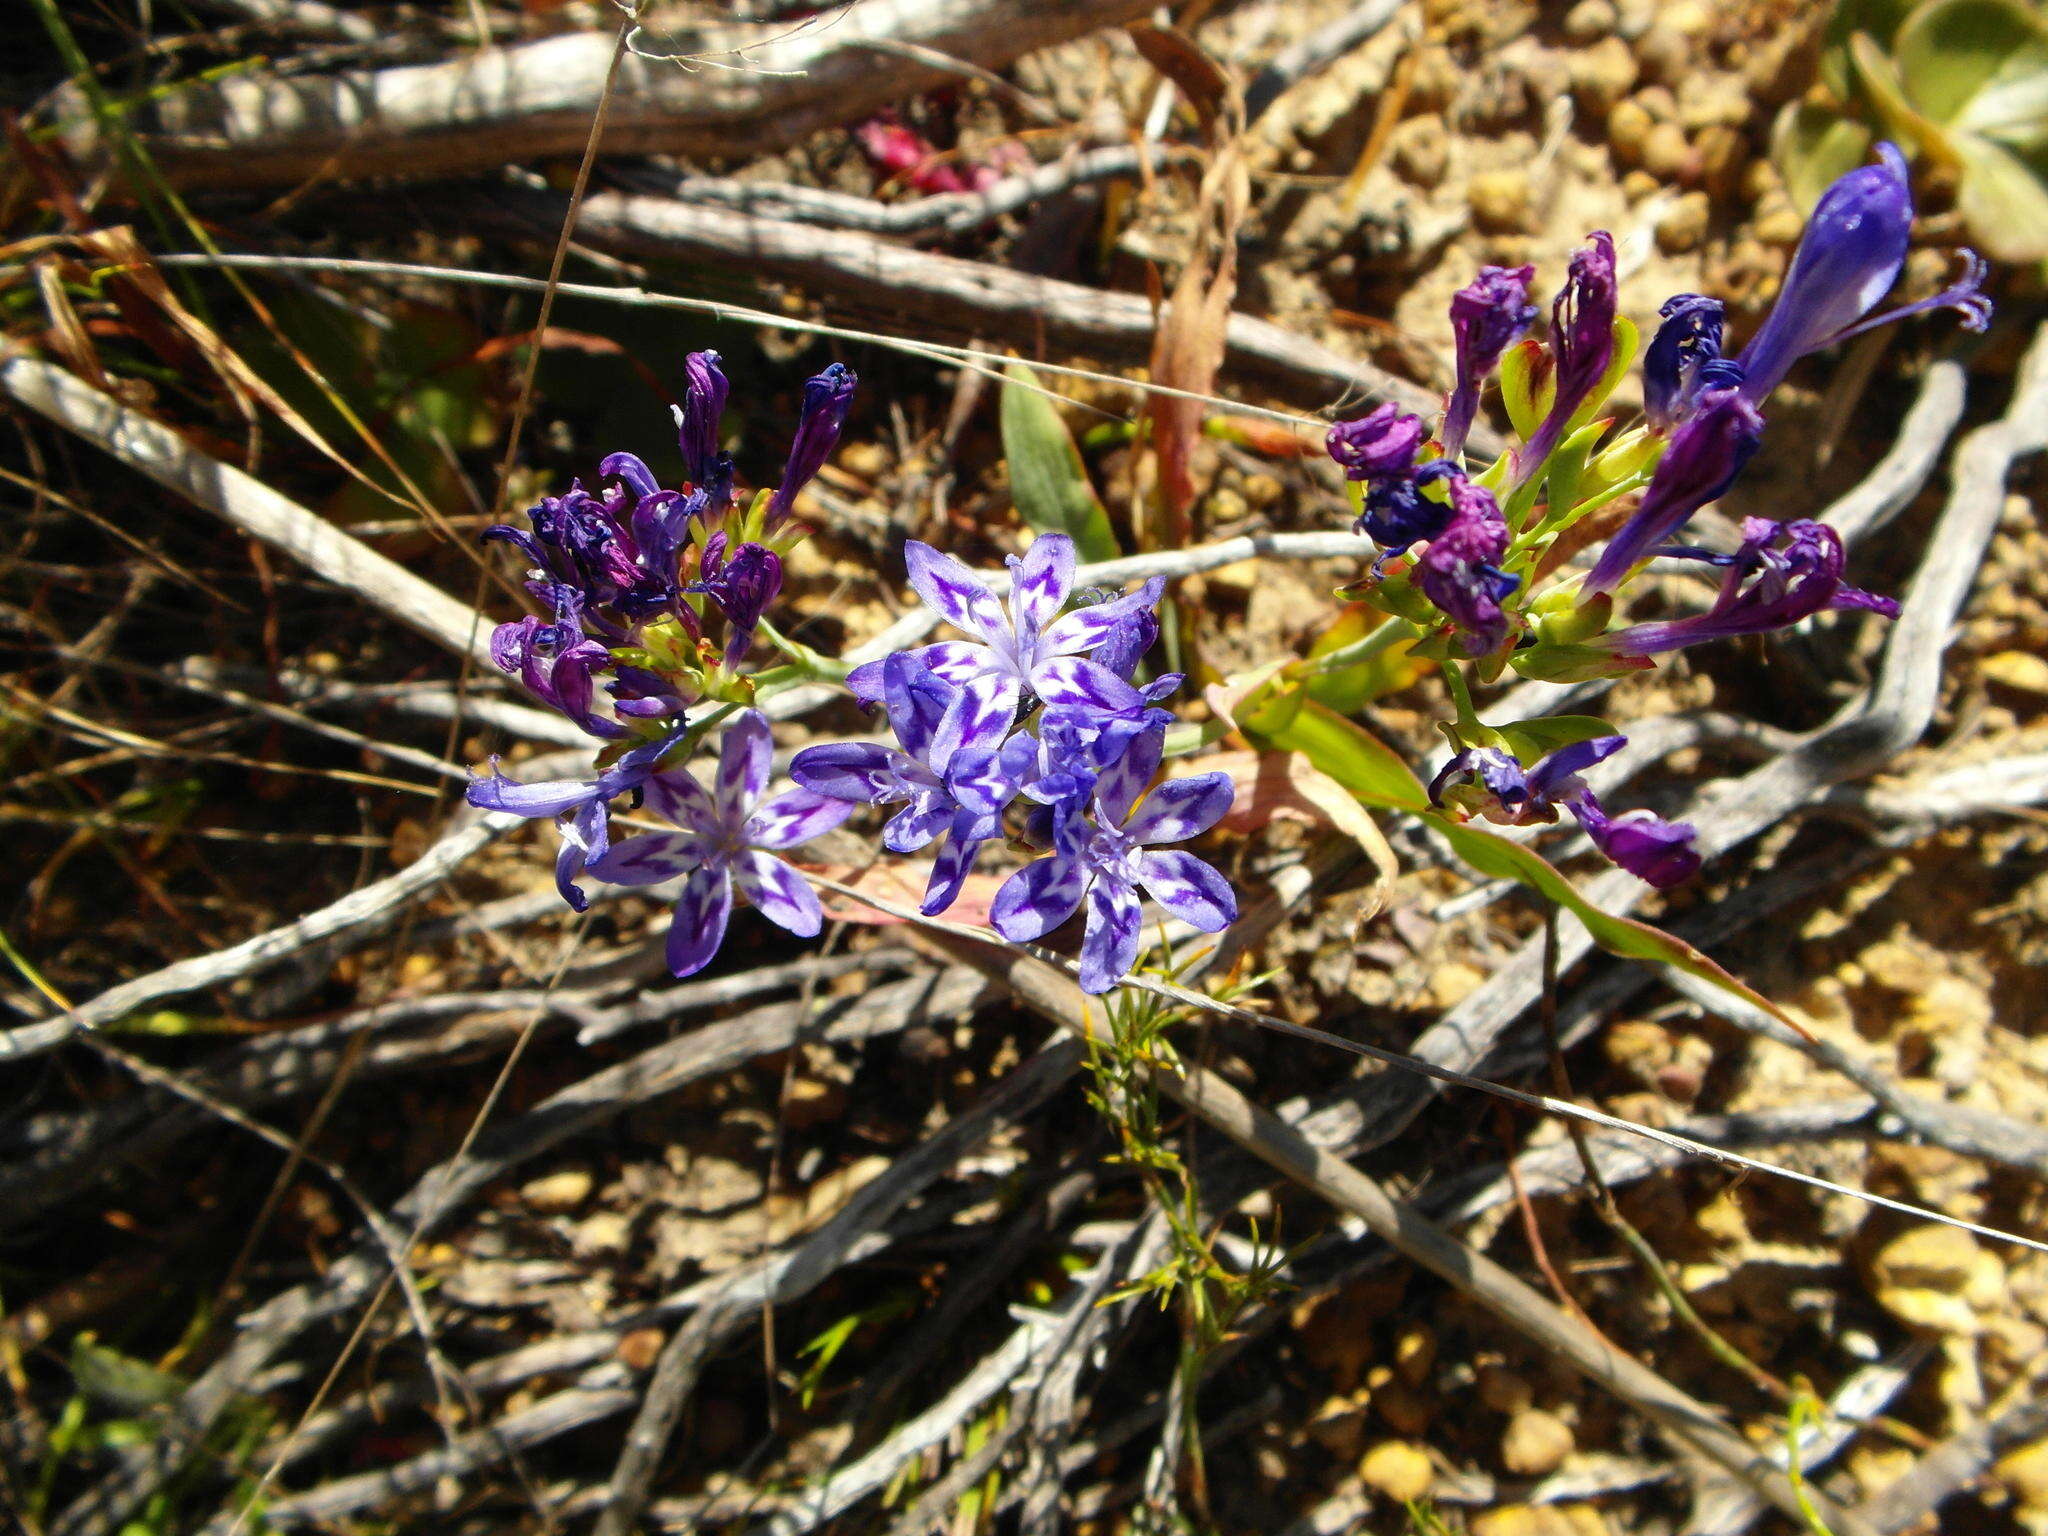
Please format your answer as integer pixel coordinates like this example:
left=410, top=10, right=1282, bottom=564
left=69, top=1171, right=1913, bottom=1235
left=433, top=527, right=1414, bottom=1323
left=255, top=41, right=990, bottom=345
left=481, top=351, right=856, bottom=742
left=797, top=534, right=1237, bottom=993
left=1430, top=736, right=1701, bottom=889
left=467, top=353, right=864, bottom=976
left=1325, top=143, right=1989, bottom=672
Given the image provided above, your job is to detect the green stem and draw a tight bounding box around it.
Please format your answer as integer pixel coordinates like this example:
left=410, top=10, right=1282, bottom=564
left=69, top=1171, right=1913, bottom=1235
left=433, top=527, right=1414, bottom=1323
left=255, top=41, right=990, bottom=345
left=1298, top=615, right=1416, bottom=677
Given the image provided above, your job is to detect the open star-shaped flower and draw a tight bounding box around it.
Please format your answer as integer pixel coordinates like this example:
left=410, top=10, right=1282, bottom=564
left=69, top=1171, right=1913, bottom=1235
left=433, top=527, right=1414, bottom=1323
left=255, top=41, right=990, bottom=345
left=587, top=710, right=850, bottom=977
left=845, top=534, right=1164, bottom=725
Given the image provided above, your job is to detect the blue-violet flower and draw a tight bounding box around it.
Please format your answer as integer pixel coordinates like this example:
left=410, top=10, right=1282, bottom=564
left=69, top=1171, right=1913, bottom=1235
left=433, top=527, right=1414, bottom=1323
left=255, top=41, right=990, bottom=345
left=586, top=710, right=852, bottom=977
left=791, top=655, right=1033, bottom=915
left=991, top=723, right=1237, bottom=993
left=1599, top=517, right=1899, bottom=656
left=845, top=534, right=1165, bottom=725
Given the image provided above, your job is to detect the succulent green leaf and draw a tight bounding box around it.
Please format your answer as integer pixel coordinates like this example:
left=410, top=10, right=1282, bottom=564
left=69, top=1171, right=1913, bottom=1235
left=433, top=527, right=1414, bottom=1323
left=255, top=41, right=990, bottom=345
left=1001, top=363, right=1121, bottom=564
left=1950, top=129, right=2048, bottom=259
left=1897, top=0, right=2048, bottom=143
left=1772, top=98, right=1877, bottom=211
left=1822, top=0, right=1922, bottom=98
left=1849, top=31, right=1957, bottom=156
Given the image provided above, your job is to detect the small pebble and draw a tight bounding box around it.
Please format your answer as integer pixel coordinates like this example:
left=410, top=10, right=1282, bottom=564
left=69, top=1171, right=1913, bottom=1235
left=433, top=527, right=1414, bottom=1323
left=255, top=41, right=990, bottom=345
left=1696, top=124, right=1748, bottom=200
left=1656, top=191, right=1712, bottom=254
left=1477, top=1364, right=1533, bottom=1414
left=521, top=1168, right=594, bottom=1214
left=1468, top=169, right=1533, bottom=234
left=1501, top=1407, right=1575, bottom=1476
left=1359, top=1440, right=1434, bottom=1503
left=1640, top=121, right=1696, bottom=182
left=1606, top=98, right=1654, bottom=166
left=1562, top=0, right=1617, bottom=42
left=1634, top=26, right=1693, bottom=84
left=1391, top=114, right=1450, bottom=189
left=1568, top=36, right=1638, bottom=116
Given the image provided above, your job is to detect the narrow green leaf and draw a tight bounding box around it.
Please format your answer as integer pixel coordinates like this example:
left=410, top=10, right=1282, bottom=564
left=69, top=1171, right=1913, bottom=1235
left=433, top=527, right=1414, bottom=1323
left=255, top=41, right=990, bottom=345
left=1000, top=363, right=1120, bottom=563
left=1428, top=816, right=1799, bottom=1026
left=1234, top=681, right=1428, bottom=811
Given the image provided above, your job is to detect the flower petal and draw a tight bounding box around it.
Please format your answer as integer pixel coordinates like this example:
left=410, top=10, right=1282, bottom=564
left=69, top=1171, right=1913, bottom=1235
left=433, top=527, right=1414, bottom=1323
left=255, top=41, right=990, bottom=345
left=880, top=652, right=952, bottom=761
left=921, top=835, right=982, bottom=916
left=716, top=709, right=773, bottom=823
left=666, top=863, right=733, bottom=978
left=733, top=849, right=823, bottom=937
left=466, top=770, right=599, bottom=820
left=1030, top=655, right=1142, bottom=713
left=789, top=742, right=905, bottom=805
left=883, top=796, right=953, bottom=853
left=846, top=641, right=1005, bottom=704
left=642, top=767, right=718, bottom=833
left=906, top=541, right=1009, bottom=646
left=990, top=855, right=1087, bottom=943
left=1010, top=534, right=1075, bottom=637
left=1096, top=722, right=1165, bottom=828
left=746, top=787, right=853, bottom=849
left=1038, top=578, right=1164, bottom=656
left=1125, top=772, right=1234, bottom=845
left=927, top=672, right=1017, bottom=772
left=1133, top=850, right=1236, bottom=932
left=1078, top=878, right=1143, bottom=994
left=589, top=831, right=702, bottom=887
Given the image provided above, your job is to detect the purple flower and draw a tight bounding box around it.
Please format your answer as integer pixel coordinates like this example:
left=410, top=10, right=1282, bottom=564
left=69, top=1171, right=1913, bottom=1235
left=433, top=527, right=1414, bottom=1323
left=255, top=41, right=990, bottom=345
left=1328, top=403, right=1428, bottom=481
left=465, top=730, right=681, bottom=911
left=1585, top=388, right=1765, bottom=595
left=1429, top=735, right=1700, bottom=888
left=586, top=711, right=852, bottom=978
left=791, top=656, right=1033, bottom=915
left=1444, top=264, right=1537, bottom=457
left=767, top=363, right=857, bottom=527
left=1599, top=517, right=1898, bottom=656
left=489, top=597, right=625, bottom=740
left=845, top=535, right=1165, bottom=725
left=1737, top=144, right=1990, bottom=404
left=1642, top=294, right=1744, bottom=431
left=991, top=724, right=1237, bottom=993
left=1413, top=478, right=1518, bottom=656
left=1571, top=796, right=1703, bottom=888
left=1518, top=231, right=1618, bottom=475
left=673, top=350, right=729, bottom=488
left=1328, top=405, right=1463, bottom=555
left=688, top=534, right=783, bottom=666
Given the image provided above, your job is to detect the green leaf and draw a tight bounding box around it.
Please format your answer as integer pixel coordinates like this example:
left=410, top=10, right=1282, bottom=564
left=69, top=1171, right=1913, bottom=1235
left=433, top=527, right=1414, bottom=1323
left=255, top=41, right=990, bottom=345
left=1427, top=816, right=1801, bottom=1027
left=1233, top=680, right=1428, bottom=812
left=1849, top=32, right=1958, bottom=156
left=1897, top=0, right=2048, bottom=142
left=1000, top=363, right=1120, bottom=563
left=1822, top=0, right=1923, bottom=99
left=1772, top=98, right=1878, bottom=213
left=1951, top=129, right=2048, bottom=259
left=70, top=1337, right=184, bottom=1414
left=1494, top=715, right=1620, bottom=763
